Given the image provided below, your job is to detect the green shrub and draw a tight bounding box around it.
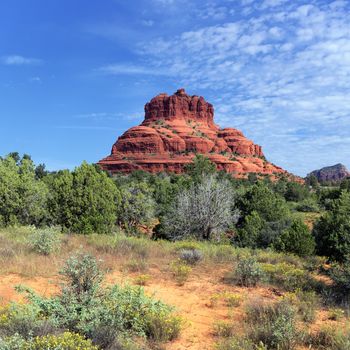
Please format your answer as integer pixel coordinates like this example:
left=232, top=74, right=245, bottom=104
left=309, top=326, right=350, bottom=349
left=179, top=248, right=203, bottom=265
left=0, top=333, right=26, bottom=350
left=328, top=307, right=345, bottom=321
left=213, top=320, right=234, bottom=337
left=273, top=219, right=315, bottom=257
left=284, top=182, right=309, bottom=202
left=118, top=182, right=155, bottom=232
left=261, top=262, right=313, bottom=291
left=328, top=261, right=350, bottom=299
left=32, top=332, right=98, bottom=349
left=313, top=191, right=350, bottom=262
left=101, top=284, right=182, bottom=341
left=0, top=303, right=57, bottom=340
left=245, top=299, right=299, bottom=350
left=170, top=260, right=192, bottom=285
left=0, top=332, right=99, bottom=350
left=145, top=311, right=182, bottom=342
left=47, top=162, right=120, bottom=234
left=227, top=257, right=264, bottom=287
left=13, top=253, right=181, bottom=346
left=134, top=274, right=151, bottom=286
left=283, top=290, right=319, bottom=323
left=28, top=228, right=61, bottom=255
left=224, top=293, right=243, bottom=307
left=215, top=337, right=267, bottom=350
left=123, top=258, right=148, bottom=272
left=0, top=155, right=49, bottom=227
left=295, top=198, right=319, bottom=212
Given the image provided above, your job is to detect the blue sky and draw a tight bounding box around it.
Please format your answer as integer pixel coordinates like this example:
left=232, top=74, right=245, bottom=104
left=1, top=0, right=349, bottom=176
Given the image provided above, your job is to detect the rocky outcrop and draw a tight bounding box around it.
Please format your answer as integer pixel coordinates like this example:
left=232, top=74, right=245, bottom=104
left=98, top=89, right=294, bottom=179
left=308, top=164, right=350, bottom=183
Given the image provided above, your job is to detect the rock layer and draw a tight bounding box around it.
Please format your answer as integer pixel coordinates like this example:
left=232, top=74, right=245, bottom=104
left=98, top=89, right=291, bottom=178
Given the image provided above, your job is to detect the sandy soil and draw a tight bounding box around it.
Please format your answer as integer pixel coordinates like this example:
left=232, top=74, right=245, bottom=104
left=0, top=263, right=344, bottom=350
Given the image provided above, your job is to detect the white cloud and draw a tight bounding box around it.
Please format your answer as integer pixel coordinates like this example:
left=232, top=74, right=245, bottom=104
left=75, top=111, right=143, bottom=121
left=29, top=76, right=41, bottom=83
left=134, top=0, right=350, bottom=175
left=97, top=63, right=171, bottom=76
left=142, top=19, right=154, bottom=27
left=1, top=55, right=42, bottom=65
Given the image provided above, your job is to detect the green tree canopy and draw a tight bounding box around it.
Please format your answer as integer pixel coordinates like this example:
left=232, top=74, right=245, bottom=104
left=313, top=191, right=350, bottom=262
left=46, top=162, right=120, bottom=234
left=117, top=181, right=155, bottom=232
left=274, top=219, right=315, bottom=256
left=0, top=155, right=48, bottom=226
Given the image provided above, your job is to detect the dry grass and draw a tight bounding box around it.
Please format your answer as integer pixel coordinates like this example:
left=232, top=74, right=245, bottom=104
left=0, top=226, right=348, bottom=350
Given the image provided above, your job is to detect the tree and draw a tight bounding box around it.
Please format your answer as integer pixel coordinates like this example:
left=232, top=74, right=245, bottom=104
left=162, top=175, right=239, bottom=240
left=70, top=163, right=120, bottom=234
left=17, top=157, right=49, bottom=226
left=35, top=163, right=48, bottom=179
left=239, top=182, right=289, bottom=222
left=284, top=182, right=309, bottom=202
left=184, top=155, right=217, bottom=182
left=118, top=181, right=155, bottom=231
left=0, top=155, right=48, bottom=226
left=0, top=156, right=22, bottom=225
left=8, top=151, right=21, bottom=164
left=46, top=162, right=120, bottom=234
left=235, top=182, right=292, bottom=249
left=235, top=211, right=265, bottom=248
left=313, top=191, right=350, bottom=262
left=340, top=178, right=350, bottom=192
left=45, top=170, right=75, bottom=228
left=306, top=174, right=319, bottom=188
left=274, top=219, right=315, bottom=256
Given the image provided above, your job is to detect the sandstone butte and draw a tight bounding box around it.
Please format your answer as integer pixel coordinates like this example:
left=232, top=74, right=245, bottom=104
left=98, top=88, right=297, bottom=180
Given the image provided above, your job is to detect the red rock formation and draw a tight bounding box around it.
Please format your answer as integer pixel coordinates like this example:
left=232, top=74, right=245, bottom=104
left=98, top=89, right=294, bottom=179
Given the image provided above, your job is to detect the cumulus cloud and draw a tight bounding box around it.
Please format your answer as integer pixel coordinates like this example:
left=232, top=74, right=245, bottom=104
left=133, top=0, right=350, bottom=175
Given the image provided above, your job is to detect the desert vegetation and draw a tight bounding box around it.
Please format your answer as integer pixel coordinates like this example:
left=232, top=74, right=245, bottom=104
left=1, top=152, right=350, bottom=349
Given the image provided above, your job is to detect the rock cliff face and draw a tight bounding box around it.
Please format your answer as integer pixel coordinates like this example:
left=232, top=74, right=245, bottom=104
left=308, top=164, right=350, bottom=183
left=98, top=89, right=291, bottom=178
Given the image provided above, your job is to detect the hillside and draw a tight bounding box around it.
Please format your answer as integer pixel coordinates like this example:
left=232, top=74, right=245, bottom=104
left=308, top=163, right=350, bottom=183
left=98, top=89, right=295, bottom=179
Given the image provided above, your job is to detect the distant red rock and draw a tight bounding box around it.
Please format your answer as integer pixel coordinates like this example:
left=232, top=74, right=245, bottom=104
left=98, top=89, right=295, bottom=179
left=308, top=164, right=350, bottom=183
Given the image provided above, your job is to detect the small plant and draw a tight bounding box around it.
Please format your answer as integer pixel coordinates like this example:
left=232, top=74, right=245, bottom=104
left=7, top=332, right=99, bottom=349
left=145, top=313, right=182, bottom=342
left=134, top=274, right=151, bottom=286
left=208, top=293, right=221, bottom=308
left=215, top=338, right=267, bottom=350
left=245, top=299, right=299, bottom=350
left=261, top=262, right=313, bottom=291
left=28, top=228, right=61, bottom=255
left=328, top=307, right=345, bottom=321
left=283, top=290, right=319, bottom=323
left=228, top=257, right=264, bottom=287
left=224, top=293, right=243, bottom=307
left=179, top=248, right=203, bottom=265
left=309, top=326, right=350, bottom=349
left=213, top=320, right=234, bottom=337
left=124, top=258, right=148, bottom=272
left=170, top=260, right=192, bottom=286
